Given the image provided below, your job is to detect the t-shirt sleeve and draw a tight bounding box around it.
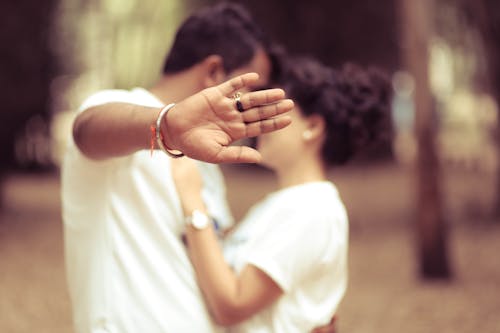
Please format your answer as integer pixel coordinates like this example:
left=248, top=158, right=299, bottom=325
left=67, top=89, right=147, bottom=156
left=63, top=90, right=137, bottom=196
left=78, top=89, right=140, bottom=114
left=244, top=208, right=339, bottom=292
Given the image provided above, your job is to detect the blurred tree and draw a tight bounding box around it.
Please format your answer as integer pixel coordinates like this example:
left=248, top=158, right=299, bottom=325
left=52, top=0, right=185, bottom=109
left=435, top=0, right=500, bottom=220
left=461, top=0, right=500, bottom=219
left=244, top=0, right=399, bottom=72
left=0, top=0, right=58, bottom=171
left=192, top=0, right=399, bottom=71
left=399, top=0, right=451, bottom=279
left=49, top=0, right=185, bottom=165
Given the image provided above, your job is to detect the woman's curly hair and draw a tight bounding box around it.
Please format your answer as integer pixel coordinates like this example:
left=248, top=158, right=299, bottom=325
left=278, top=57, right=393, bottom=166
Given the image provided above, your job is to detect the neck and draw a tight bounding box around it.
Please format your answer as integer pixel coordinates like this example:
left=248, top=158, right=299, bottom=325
left=148, top=69, right=204, bottom=104
left=275, top=156, right=326, bottom=189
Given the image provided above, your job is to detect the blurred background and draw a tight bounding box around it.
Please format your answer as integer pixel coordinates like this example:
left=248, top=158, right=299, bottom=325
left=0, top=0, right=499, bottom=332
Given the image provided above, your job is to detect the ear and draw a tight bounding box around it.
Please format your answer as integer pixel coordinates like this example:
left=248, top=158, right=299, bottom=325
left=201, top=55, right=226, bottom=88
left=302, top=114, right=325, bottom=143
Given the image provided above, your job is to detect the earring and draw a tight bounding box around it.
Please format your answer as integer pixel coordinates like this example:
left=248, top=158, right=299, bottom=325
left=302, top=130, right=313, bottom=140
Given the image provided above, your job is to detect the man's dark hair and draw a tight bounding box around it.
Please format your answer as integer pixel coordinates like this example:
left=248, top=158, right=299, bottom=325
left=163, top=3, right=268, bottom=74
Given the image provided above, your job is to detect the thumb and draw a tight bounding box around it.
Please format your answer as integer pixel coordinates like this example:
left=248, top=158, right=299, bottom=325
left=214, top=146, right=262, bottom=164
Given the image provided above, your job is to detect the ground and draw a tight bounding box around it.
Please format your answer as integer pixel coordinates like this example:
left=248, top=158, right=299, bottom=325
left=0, top=162, right=499, bottom=333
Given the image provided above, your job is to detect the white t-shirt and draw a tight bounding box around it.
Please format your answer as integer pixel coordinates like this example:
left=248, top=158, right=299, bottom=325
left=61, top=88, right=233, bottom=333
left=223, top=182, right=348, bottom=333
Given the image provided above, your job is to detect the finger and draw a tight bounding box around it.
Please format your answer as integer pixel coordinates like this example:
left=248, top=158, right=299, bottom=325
left=214, top=146, right=262, bottom=164
left=217, top=73, right=260, bottom=96
left=245, top=116, right=292, bottom=137
left=239, top=88, right=286, bottom=110
left=241, top=99, right=294, bottom=123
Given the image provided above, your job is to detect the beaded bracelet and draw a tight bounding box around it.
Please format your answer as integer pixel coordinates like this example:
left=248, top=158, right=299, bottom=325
left=151, top=103, right=184, bottom=158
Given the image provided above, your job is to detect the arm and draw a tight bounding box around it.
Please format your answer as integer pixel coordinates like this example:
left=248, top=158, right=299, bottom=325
left=73, top=102, right=158, bottom=160
left=74, top=73, right=293, bottom=163
left=171, top=158, right=283, bottom=326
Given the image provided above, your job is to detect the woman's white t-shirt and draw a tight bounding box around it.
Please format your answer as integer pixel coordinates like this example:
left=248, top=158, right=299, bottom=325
left=223, top=181, right=348, bottom=333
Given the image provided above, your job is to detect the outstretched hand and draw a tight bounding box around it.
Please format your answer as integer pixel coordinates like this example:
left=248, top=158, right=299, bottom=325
left=162, top=73, right=293, bottom=164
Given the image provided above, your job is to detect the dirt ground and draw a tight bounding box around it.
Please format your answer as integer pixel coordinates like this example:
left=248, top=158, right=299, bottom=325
left=1, top=162, right=499, bottom=333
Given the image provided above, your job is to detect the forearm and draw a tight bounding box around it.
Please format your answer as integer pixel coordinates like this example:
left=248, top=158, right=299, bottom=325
left=186, top=223, right=246, bottom=325
left=172, top=158, right=241, bottom=323
left=73, top=102, right=160, bottom=159
left=173, top=156, right=282, bottom=325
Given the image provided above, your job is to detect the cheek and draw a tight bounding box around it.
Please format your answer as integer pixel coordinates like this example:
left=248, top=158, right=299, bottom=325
left=258, top=129, right=291, bottom=155
left=257, top=136, right=280, bottom=168
left=256, top=134, right=277, bottom=159
left=256, top=135, right=270, bottom=152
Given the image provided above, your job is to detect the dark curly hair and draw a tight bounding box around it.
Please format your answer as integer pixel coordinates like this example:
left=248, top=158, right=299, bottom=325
left=163, top=3, right=268, bottom=74
left=278, top=57, right=393, bottom=166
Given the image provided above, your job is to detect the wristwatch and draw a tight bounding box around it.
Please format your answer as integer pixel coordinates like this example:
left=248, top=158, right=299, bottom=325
left=185, top=209, right=211, bottom=230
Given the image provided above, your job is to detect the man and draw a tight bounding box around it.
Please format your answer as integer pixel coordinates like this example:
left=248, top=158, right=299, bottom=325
left=62, top=4, right=292, bottom=332
left=62, top=3, right=335, bottom=332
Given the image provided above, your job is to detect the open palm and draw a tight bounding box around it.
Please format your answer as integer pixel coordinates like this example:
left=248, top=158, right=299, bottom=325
left=164, top=73, right=293, bottom=164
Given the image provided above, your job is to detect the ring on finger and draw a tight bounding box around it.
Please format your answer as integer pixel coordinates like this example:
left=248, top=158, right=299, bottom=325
left=232, top=92, right=244, bottom=112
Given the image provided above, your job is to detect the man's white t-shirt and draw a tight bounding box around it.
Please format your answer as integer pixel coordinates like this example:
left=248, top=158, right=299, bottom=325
left=61, top=88, right=233, bottom=333
left=223, top=182, right=348, bottom=333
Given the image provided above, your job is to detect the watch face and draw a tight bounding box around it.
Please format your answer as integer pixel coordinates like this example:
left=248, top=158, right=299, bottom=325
left=191, top=210, right=210, bottom=229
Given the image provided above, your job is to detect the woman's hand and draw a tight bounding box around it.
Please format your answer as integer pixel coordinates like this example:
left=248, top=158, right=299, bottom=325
left=171, top=157, right=205, bottom=215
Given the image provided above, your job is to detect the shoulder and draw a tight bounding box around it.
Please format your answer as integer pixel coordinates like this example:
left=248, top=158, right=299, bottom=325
left=279, top=183, right=348, bottom=249
left=279, top=182, right=346, bottom=220
left=78, top=87, right=159, bottom=113
left=79, top=89, right=135, bottom=112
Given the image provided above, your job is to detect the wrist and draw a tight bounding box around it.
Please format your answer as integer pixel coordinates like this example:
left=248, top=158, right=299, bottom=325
left=156, top=104, right=184, bottom=158
left=183, top=200, right=206, bottom=217
left=185, top=209, right=212, bottom=230
left=160, top=105, right=176, bottom=150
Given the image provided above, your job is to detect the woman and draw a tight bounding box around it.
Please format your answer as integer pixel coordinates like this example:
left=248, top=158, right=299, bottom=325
left=172, top=57, right=392, bottom=332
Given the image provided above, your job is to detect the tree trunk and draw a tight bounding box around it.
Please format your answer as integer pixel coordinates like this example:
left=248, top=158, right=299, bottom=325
left=470, top=0, right=500, bottom=219
left=399, top=0, right=452, bottom=278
